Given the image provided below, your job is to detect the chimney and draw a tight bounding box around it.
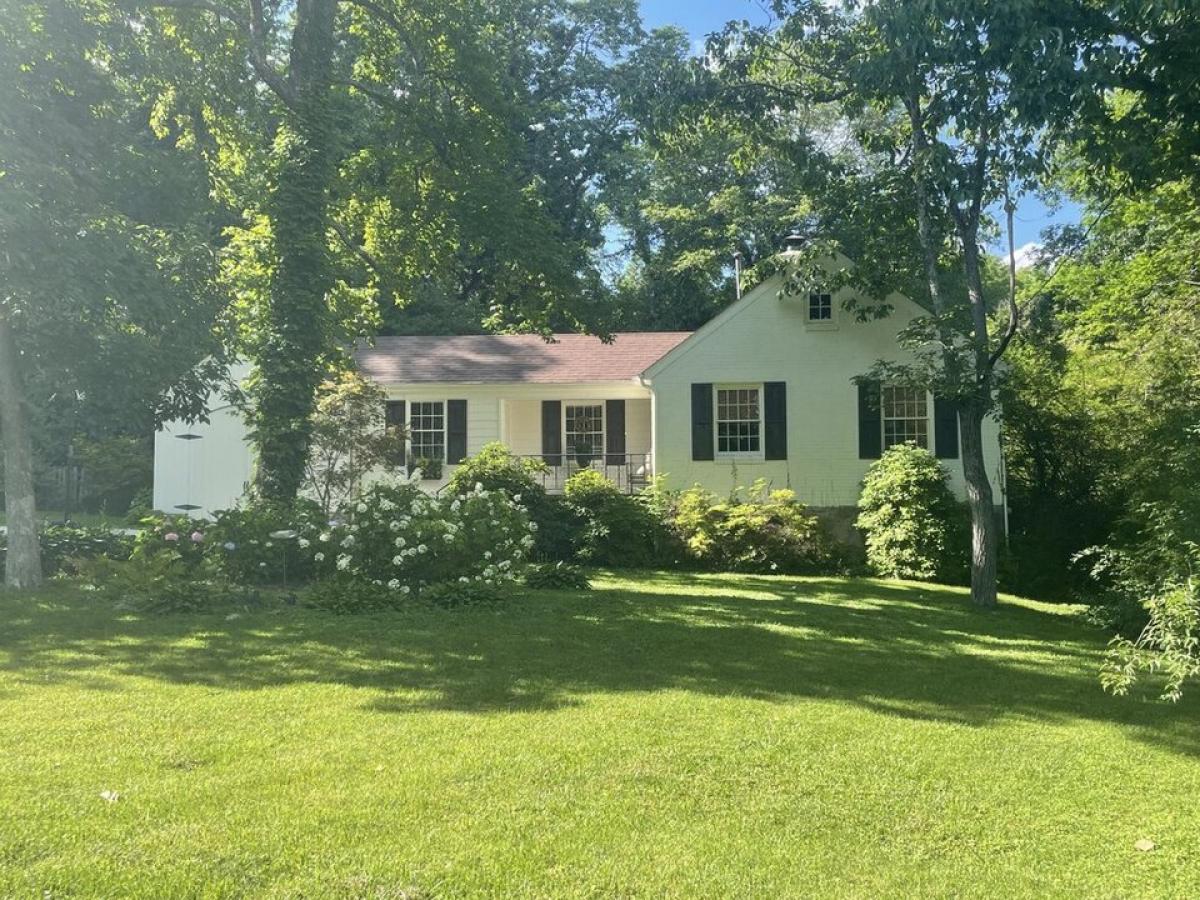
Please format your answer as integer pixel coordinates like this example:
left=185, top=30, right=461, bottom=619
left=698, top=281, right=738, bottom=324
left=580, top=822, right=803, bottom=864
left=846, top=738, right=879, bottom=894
left=781, top=230, right=806, bottom=253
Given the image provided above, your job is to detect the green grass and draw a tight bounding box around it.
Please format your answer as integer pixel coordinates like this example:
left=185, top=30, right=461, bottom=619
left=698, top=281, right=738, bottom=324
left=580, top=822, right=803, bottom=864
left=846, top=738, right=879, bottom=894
left=1, top=572, right=1198, bottom=898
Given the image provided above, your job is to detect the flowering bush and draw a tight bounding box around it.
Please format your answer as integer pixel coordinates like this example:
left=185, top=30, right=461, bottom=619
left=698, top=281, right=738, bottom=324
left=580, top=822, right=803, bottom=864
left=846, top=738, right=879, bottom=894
left=132, top=514, right=210, bottom=568
left=206, top=500, right=326, bottom=584
left=310, top=479, right=533, bottom=596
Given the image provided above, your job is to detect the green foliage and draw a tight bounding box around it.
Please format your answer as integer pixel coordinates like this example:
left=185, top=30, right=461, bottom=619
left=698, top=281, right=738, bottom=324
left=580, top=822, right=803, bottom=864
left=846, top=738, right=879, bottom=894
left=309, top=479, right=532, bottom=595
left=205, top=501, right=326, bottom=586
left=302, top=371, right=407, bottom=516
left=524, top=561, right=591, bottom=591
left=420, top=581, right=510, bottom=609
left=856, top=446, right=968, bottom=583
left=77, top=552, right=245, bottom=614
left=0, top=525, right=134, bottom=578
left=305, top=577, right=395, bottom=615
left=563, top=469, right=663, bottom=567
left=1103, top=570, right=1200, bottom=703
left=73, top=437, right=154, bottom=516
left=447, top=443, right=546, bottom=499
left=670, top=480, right=838, bottom=575
left=447, top=444, right=574, bottom=559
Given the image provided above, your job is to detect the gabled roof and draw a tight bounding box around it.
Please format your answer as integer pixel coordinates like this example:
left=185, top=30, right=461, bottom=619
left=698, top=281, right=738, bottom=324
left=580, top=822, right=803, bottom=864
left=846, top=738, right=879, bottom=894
left=354, top=332, right=692, bottom=385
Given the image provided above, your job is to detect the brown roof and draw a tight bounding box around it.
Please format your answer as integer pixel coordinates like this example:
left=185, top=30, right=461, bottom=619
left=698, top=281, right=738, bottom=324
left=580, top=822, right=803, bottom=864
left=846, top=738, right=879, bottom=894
left=354, top=332, right=692, bottom=384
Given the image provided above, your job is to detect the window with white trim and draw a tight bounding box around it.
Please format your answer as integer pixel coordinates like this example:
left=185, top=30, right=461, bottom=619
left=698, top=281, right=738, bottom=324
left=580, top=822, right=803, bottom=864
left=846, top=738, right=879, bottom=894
left=882, top=386, right=928, bottom=450
left=807, top=292, right=833, bottom=321
left=565, top=403, right=603, bottom=462
left=716, top=385, right=762, bottom=457
left=409, top=401, right=446, bottom=461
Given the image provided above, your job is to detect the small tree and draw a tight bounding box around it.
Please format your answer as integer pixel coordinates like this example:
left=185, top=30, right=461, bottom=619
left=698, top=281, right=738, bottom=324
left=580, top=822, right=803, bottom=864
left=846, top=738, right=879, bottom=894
left=857, top=444, right=967, bottom=583
left=301, top=371, right=406, bottom=517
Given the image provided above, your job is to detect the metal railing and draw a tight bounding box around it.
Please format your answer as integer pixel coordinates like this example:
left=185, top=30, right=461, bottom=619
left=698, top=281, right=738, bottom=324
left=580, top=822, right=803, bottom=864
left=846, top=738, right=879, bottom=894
left=518, top=453, right=653, bottom=494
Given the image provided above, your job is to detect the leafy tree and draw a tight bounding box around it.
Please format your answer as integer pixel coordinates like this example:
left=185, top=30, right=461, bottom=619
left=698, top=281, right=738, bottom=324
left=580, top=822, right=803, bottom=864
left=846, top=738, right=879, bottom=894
left=0, top=0, right=225, bottom=587
left=135, top=0, right=645, bottom=500
left=688, top=0, right=1119, bottom=607
left=301, top=371, right=405, bottom=517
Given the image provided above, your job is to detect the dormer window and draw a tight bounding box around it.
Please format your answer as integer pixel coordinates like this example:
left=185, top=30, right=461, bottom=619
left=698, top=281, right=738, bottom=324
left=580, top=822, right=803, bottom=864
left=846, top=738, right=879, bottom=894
left=807, top=292, right=833, bottom=322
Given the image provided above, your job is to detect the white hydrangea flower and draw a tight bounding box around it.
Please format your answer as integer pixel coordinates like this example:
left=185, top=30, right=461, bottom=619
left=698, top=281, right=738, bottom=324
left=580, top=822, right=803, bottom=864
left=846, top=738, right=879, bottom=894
left=401, top=585, right=411, bottom=594
left=314, top=552, right=325, bottom=562
left=336, top=554, right=352, bottom=571
left=340, top=535, right=355, bottom=548
left=356, top=502, right=367, bottom=513
left=319, top=532, right=330, bottom=543
left=392, top=555, right=404, bottom=566
left=394, top=536, right=406, bottom=548
left=417, top=544, right=427, bottom=553
left=298, top=537, right=310, bottom=548
left=387, top=578, right=400, bottom=590
left=484, top=551, right=492, bottom=559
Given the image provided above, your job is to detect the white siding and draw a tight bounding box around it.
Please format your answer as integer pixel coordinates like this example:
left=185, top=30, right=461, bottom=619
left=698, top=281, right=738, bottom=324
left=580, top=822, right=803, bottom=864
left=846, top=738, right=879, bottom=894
left=644, top=271, right=1004, bottom=508
left=154, top=377, right=655, bottom=514
left=153, top=365, right=254, bottom=517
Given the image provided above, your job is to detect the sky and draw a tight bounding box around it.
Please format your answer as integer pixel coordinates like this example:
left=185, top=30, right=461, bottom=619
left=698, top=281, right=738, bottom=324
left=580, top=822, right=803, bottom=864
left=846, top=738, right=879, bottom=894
left=637, top=0, right=1081, bottom=257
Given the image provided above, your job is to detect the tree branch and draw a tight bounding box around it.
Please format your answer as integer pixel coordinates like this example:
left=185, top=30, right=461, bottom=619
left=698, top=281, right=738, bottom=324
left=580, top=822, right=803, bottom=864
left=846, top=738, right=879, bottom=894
left=989, top=191, right=1020, bottom=369
left=146, top=0, right=294, bottom=106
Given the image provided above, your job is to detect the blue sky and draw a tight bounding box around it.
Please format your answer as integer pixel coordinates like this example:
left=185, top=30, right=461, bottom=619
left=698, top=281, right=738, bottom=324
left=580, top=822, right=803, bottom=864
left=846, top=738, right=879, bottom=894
left=638, top=0, right=1080, bottom=255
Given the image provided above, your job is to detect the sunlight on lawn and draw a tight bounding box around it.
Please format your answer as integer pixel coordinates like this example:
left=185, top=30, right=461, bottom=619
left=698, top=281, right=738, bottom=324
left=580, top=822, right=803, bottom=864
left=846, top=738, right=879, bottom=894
left=1, top=572, right=1197, bottom=897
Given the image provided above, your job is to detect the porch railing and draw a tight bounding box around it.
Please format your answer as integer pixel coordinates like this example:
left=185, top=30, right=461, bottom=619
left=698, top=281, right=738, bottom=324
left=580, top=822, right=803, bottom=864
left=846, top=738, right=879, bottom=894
left=518, top=453, right=653, bottom=494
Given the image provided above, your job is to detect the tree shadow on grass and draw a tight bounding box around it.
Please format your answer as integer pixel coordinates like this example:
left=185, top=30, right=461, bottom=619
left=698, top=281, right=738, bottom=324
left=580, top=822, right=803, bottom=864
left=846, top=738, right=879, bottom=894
left=1, top=574, right=1197, bottom=757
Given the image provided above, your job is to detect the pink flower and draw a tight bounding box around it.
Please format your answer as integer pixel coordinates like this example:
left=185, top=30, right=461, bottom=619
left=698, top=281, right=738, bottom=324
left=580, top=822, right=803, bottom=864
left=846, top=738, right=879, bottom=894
left=190, top=531, right=204, bottom=543
left=164, top=532, right=180, bottom=542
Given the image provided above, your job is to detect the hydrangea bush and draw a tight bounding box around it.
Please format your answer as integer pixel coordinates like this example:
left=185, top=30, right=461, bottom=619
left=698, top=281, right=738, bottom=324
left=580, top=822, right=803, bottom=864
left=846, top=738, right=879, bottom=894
left=310, top=479, right=534, bottom=596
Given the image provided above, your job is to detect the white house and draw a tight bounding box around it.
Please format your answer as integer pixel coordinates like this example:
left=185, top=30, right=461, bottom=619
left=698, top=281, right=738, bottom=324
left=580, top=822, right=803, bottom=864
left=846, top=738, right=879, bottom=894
left=154, top=262, right=1005, bottom=537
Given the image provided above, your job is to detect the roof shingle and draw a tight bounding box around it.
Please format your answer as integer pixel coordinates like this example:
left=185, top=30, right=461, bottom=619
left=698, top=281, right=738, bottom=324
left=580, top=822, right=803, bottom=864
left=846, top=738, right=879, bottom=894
left=353, top=332, right=692, bottom=385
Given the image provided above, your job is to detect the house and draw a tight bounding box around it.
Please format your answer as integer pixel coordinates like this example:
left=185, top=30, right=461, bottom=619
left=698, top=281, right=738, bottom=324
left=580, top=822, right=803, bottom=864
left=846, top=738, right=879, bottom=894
left=153, top=257, right=1006, bottom=538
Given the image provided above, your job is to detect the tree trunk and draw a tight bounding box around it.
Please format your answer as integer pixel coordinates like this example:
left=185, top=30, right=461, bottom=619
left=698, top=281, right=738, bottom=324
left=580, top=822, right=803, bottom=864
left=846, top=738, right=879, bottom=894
left=960, top=400, right=998, bottom=607
left=0, top=313, right=43, bottom=589
left=254, top=0, right=338, bottom=502
left=958, top=228, right=999, bottom=608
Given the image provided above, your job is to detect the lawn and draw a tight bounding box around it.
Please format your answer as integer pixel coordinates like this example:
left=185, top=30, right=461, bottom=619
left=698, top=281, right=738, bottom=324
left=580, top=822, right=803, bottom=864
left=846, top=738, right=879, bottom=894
left=1, top=573, right=1197, bottom=898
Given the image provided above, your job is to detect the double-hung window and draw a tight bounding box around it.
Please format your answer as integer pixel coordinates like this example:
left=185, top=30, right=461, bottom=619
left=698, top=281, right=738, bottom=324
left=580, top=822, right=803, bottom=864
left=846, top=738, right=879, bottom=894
left=409, top=401, right=446, bottom=461
left=881, top=386, right=928, bottom=450
left=715, top=385, right=762, bottom=458
left=564, top=403, right=604, bottom=462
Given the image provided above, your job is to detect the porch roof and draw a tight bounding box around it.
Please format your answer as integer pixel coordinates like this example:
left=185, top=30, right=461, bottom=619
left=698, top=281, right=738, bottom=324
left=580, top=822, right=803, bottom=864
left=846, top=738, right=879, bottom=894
left=354, top=332, right=692, bottom=385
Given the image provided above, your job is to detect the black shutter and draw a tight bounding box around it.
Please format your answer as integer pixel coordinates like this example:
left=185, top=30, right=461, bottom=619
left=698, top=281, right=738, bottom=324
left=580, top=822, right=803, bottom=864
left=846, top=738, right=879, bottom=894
left=446, top=399, right=468, bottom=464
left=857, top=381, right=882, bottom=459
left=764, top=382, right=787, bottom=460
left=934, top=396, right=959, bottom=459
left=605, top=399, right=626, bottom=465
left=691, top=383, right=714, bottom=461
left=541, top=400, right=562, bottom=466
left=385, top=400, right=405, bottom=430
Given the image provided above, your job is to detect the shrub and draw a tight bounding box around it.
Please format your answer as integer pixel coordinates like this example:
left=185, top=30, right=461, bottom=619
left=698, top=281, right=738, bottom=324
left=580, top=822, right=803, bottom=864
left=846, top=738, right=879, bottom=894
left=421, top=580, right=509, bottom=608
left=309, top=479, right=532, bottom=595
left=669, top=480, right=838, bottom=574
left=132, top=514, right=210, bottom=569
left=77, top=553, right=247, bottom=613
left=1103, top=575, right=1199, bottom=702
left=306, top=577, right=395, bottom=614
left=524, top=561, right=591, bottom=590
left=206, top=499, right=326, bottom=585
left=446, top=442, right=546, bottom=499
left=856, top=445, right=968, bottom=582
left=563, top=469, right=663, bottom=567
left=447, top=443, right=575, bottom=560
left=0, top=524, right=134, bottom=577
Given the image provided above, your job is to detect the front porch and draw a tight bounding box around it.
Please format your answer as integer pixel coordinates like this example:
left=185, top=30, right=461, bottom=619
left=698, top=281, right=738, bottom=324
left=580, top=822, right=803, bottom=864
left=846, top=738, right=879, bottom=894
left=510, top=452, right=653, bottom=494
